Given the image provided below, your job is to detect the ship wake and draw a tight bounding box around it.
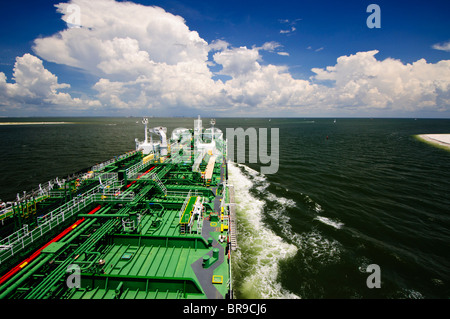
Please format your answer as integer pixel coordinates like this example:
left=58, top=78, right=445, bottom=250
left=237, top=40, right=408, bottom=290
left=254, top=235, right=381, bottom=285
left=228, top=162, right=300, bottom=299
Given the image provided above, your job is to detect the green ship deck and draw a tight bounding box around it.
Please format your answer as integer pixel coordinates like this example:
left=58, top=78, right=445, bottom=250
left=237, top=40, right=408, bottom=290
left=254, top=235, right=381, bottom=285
left=0, top=117, right=235, bottom=299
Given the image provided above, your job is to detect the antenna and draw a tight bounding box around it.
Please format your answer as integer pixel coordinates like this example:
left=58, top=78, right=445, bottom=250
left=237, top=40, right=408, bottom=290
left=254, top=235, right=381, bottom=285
left=210, top=119, right=216, bottom=140
left=142, top=118, right=149, bottom=143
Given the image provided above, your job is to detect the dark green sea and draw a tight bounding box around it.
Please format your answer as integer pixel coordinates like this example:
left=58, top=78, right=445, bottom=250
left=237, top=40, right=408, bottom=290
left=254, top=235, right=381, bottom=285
left=1, top=117, right=449, bottom=299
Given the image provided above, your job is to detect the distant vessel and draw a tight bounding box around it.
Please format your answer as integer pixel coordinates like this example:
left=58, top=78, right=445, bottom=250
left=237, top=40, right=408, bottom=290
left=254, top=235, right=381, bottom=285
left=0, top=116, right=235, bottom=299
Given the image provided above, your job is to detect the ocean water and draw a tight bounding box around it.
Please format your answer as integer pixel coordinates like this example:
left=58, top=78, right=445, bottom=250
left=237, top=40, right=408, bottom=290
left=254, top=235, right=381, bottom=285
left=1, top=117, right=449, bottom=299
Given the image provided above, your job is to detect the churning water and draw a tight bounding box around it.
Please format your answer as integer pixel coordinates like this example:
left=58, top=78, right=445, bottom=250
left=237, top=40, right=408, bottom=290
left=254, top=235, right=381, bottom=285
left=1, top=117, right=449, bottom=298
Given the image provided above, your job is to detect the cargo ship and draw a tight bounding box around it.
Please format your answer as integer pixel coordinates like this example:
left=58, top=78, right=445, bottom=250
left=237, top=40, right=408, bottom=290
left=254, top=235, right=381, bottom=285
left=0, top=116, right=236, bottom=299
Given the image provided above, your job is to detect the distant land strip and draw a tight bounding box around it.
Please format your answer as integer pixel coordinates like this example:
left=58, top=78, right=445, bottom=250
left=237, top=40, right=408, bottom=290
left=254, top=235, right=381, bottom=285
left=415, top=134, right=450, bottom=151
left=0, top=122, right=71, bottom=125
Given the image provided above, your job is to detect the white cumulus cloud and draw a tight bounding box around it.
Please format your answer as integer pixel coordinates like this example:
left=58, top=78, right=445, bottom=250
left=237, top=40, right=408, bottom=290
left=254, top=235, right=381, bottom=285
left=1, top=0, right=449, bottom=116
left=34, top=0, right=209, bottom=77
left=213, top=46, right=262, bottom=77
left=311, top=50, right=450, bottom=111
left=432, top=41, right=450, bottom=52
left=0, top=53, right=100, bottom=111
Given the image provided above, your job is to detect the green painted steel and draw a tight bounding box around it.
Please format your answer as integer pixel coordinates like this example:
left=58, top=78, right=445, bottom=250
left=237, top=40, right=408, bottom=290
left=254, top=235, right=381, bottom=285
left=179, top=197, right=197, bottom=224
left=0, top=118, right=233, bottom=299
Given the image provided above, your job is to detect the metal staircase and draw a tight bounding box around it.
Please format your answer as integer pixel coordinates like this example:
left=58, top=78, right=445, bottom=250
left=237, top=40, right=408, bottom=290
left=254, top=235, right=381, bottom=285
left=150, top=173, right=167, bottom=196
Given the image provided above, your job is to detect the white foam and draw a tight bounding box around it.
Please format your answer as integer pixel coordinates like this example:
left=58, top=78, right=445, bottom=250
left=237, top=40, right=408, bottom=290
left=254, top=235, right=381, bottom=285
left=228, top=162, right=300, bottom=299
left=228, top=162, right=343, bottom=298
left=305, top=195, right=314, bottom=204
left=314, top=203, right=323, bottom=213
left=315, top=216, right=344, bottom=229
left=267, top=192, right=296, bottom=208
left=291, top=230, right=342, bottom=266
left=234, top=163, right=296, bottom=209
left=399, top=288, right=424, bottom=299
left=234, top=162, right=297, bottom=246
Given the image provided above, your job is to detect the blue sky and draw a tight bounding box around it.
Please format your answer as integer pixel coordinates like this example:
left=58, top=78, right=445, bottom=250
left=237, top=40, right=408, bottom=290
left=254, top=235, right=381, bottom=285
left=0, top=0, right=449, bottom=117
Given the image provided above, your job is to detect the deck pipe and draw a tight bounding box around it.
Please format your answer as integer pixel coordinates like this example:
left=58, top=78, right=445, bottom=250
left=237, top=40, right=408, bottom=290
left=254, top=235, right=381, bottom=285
left=0, top=254, right=54, bottom=299
left=0, top=213, right=101, bottom=296
left=25, top=217, right=118, bottom=299
left=0, top=205, right=102, bottom=293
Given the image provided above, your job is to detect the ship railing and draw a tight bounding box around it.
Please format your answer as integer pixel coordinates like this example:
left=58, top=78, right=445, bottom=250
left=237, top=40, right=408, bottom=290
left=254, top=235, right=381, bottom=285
left=167, top=189, right=199, bottom=200
left=93, top=192, right=135, bottom=203
left=125, top=160, right=142, bottom=177
left=2, top=149, right=140, bottom=221
left=0, top=205, right=14, bottom=223
left=0, top=167, right=119, bottom=221
left=0, top=197, right=96, bottom=265
left=98, top=180, right=125, bottom=194
left=178, top=190, right=192, bottom=220
left=0, top=184, right=109, bottom=265
left=48, top=190, right=66, bottom=198
left=91, top=160, right=114, bottom=172
left=91, top=150, right=139, bottom=172
left=227, top=184, right=238, bottom=251
left=1, top=179, right=61, bottom=217
left=0, top=154, right=138, bottom=264
left=126, top=161, right=157, bottom=181
left=0, top=194, right=96, bottom=264
left=166, top=190, right=188, bottom=198
left=0, top=225, right=29, bottom=261
left=37, top=180, right=112, bottom=224
left=169, top=154, right=192, bottom=165
left=91, top=172, right=119, bottom=182
left=126, top=159, right=152, bottom=179
left=37, top=194, right=95, bottom=225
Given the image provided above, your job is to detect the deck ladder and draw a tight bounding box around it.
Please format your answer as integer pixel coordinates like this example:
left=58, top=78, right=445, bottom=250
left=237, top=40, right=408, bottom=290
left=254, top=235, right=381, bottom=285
left=150, top=173, right=167, bottom=196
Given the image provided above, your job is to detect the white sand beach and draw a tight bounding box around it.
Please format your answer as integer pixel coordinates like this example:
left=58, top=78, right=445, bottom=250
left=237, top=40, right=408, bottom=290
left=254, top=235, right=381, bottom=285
left=0, top=122, right=69, bottom=125
left=416, top=134, right=450, bottom=150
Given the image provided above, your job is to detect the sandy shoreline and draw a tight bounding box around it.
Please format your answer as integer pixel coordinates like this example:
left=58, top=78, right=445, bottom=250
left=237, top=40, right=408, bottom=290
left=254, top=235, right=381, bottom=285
left=416, top=134, right=450, bottom=150
left=0, top=122, right=70, bottom=125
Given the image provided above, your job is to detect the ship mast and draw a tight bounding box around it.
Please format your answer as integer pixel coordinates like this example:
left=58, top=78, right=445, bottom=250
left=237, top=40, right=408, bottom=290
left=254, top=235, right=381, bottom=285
left=142, top=118, right=149, bottom=143
left=210, top=119, right=216, bottom=141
